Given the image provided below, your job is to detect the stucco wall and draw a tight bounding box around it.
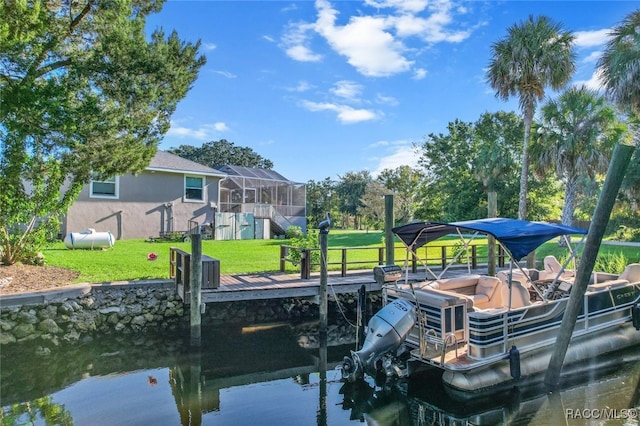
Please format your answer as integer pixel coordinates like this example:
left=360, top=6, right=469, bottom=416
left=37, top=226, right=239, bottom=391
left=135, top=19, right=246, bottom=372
left=63, top=171, right=221, bottom=239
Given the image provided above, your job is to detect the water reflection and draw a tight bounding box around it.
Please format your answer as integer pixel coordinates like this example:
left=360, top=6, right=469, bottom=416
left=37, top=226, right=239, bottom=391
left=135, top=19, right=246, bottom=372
left=337, top=350, right=640, bottom=425
left=2, top=324, right=640, bottom=425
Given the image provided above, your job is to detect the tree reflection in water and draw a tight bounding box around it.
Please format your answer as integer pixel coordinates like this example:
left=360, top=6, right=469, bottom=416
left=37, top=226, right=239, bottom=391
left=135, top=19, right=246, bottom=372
left=2, top=324, right=640, bottom=425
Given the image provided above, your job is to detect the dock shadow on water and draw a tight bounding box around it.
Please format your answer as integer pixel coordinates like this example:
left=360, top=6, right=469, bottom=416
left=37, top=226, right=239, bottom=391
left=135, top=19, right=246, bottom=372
left=2, top=324, right=640, bottom=425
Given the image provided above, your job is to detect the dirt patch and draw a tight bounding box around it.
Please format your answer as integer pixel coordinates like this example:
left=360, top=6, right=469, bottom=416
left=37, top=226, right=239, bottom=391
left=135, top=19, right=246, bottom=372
left=0, top=264, right=80, bottom=295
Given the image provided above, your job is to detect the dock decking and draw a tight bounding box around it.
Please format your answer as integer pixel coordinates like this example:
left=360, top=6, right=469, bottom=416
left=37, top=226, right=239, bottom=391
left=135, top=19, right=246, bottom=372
left=181, top=268, right=472, bottom=303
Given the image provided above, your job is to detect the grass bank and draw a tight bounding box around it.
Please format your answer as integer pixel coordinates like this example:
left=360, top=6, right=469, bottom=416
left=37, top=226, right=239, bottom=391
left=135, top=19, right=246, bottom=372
left=42, top=230, right=640, bottom=284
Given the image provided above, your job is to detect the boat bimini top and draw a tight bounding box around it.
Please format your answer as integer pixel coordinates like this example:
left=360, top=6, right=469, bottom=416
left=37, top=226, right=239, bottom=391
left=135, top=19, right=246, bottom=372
left=392, top=218, right=588, bottom=282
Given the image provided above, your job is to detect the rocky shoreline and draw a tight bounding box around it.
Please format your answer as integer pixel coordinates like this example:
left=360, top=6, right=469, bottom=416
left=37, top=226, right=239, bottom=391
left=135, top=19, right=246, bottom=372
left=0, top=282, right=381, bottom=347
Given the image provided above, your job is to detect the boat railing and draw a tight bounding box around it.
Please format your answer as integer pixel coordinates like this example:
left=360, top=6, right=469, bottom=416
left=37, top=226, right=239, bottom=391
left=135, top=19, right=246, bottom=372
left=420, top=329, right=459, bottom=364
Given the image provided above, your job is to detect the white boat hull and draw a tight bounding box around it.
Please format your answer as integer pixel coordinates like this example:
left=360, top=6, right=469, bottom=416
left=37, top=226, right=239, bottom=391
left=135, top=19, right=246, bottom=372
left=440, top=322, right=640, bottom=400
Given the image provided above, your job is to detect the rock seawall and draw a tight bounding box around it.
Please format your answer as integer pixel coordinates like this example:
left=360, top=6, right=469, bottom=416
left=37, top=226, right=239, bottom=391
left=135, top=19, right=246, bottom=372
left=0, top=282, right=381, bottom=346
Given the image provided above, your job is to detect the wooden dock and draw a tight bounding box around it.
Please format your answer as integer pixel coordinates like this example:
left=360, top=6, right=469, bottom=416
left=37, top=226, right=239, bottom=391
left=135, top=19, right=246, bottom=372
left=179, top=268, right=473, bottom=303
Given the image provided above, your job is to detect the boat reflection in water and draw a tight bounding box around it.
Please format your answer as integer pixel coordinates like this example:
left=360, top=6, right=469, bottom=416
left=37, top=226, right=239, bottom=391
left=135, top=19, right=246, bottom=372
left=338, top=346, right=640, bottom=425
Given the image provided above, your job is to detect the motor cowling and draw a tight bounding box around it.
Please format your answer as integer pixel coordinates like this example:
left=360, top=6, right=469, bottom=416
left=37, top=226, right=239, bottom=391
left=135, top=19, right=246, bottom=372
left=342, top=298, right=416, bottom=382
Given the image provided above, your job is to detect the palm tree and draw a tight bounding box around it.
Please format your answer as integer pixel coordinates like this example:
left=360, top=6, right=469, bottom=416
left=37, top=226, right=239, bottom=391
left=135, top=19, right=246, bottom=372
left=598, top=10, right=640, bottom=118
left=473, top=111, right=523, bottom=274
left=597, top=8, right=640, bottom=247
left=487, top=15, right=576, bottom=221
left=532, top=86, right=625, bottom=226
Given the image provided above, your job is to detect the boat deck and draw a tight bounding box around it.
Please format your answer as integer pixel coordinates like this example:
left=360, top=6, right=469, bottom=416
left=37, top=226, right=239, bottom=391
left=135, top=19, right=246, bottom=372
left=411, top=342, right=478, bottom=367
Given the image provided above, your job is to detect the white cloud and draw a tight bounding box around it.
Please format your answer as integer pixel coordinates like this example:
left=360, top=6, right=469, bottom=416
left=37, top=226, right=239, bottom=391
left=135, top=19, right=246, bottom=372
left=286, top=45, right=323, bottom=62
left=287, top=80, right=313, bottom=92
left=167, top=122, right=230, bottom=140
left=574, top=67, right=605, bottom=92
left=202, top=43, right=217, bottom=51
left=574, top=29, right=611, bottom=48
left=376, top=94, right=399, bottom=106
left=582, top=50, right=602, bottom=64
left=213, top=70, right=237, bottom=79
left=365, top=0, right=428, bottom=14
left=281, top=21, right=323, bottom=62
left=315, top=0, right=413, bottom=77
left=412, top=68, right=427, bottom=80
left=280, top=0, right=475, bottom=78
left=263, top=35, right=275, bottom=43
left=301, top=100, right=379, bottom=123
left=369, top=141, right=419, bottom=176
left=213, top=122, right=229, bottom=132
left=330, top=80, right=363, bottom=102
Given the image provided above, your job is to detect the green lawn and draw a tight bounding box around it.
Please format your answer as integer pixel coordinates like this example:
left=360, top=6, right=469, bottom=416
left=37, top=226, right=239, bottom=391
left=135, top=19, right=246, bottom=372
left=41, top=230, right=640, bottom=284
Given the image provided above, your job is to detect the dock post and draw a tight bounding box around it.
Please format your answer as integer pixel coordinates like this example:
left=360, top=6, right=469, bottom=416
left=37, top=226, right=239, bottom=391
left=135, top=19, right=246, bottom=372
left=318, top=332, right=328, bottom=426
left=318, top=213, right=331, bottom=339
left=190, top=226, right=203, bottom=347
left=385, top=194, right=394, bottom=266
left=544, top=143, right=635, bottom=388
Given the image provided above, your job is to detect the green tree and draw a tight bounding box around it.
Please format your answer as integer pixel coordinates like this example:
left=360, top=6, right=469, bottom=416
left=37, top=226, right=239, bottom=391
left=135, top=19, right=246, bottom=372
left=473, top=111, right=523, bottom=212
left=377, top=165, right=423, bottom=224
left=335, top=171, right=372, bottom=229
left=0, top=0, right=205, bottom=264
left=487, top=15, right=576, bottom=221
left=598, top=10, right=640, bottom=119
left=417, top=120, right=484, bottom=221
left=358, top=180, right=389, bottom=230
left=306, top=177, right=337, bottom=228
left=597, top=9, right=640, bottom=235
left=532, top=86, right=626, bottom=226
left=169, top=139, right=273, bottom=169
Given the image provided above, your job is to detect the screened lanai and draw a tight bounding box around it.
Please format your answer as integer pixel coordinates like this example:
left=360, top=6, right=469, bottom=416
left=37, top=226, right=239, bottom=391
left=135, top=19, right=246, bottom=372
left=215, top=165, right=306, bottom=234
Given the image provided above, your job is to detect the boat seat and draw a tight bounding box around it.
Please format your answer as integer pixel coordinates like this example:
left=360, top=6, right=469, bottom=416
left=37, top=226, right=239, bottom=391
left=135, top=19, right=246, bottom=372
left=469, top=276, right=503, bottom=309
left=587, top=279, right=629, bottom=292
left=501, top=280, right=532, bottom=309
left=620, top=263, right=640, bottom=283
left=587, top=263, right=640, bottom=291
left=540, top=255, right=575, bottom=281
left=428, top=275, right=502, bottom=309
left=428, top=275, right=481, bottom=296
left=497, top=270, right=531, bottom=288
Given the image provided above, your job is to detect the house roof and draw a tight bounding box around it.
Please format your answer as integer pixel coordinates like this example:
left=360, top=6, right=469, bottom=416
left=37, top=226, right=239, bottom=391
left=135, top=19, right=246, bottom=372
left=214, top=165, right=297, bottom=183
left=146, top=151, right=227, bottom=177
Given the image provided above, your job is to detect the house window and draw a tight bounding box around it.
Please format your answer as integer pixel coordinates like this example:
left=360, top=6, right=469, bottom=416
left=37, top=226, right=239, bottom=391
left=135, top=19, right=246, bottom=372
left=185, top=176, right=204, bottom=202
left=90, top=176, right=119, bottom=198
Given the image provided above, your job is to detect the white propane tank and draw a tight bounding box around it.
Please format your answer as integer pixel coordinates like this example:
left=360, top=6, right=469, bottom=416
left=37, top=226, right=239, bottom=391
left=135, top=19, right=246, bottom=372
left=63, top=228, right=115, bottom=249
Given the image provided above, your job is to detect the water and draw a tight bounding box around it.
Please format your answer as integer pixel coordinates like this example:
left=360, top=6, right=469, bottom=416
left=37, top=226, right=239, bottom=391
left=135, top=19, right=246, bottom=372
left=2, top=323, right=640, bottom=425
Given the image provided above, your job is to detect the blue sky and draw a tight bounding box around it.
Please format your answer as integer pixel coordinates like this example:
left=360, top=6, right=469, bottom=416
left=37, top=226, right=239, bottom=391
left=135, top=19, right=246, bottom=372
left=147, top=1, right=638, bottom=183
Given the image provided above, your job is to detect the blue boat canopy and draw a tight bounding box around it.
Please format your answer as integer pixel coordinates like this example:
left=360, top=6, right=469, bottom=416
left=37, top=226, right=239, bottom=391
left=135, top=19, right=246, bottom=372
left=392, top=218, right=587, bottom=261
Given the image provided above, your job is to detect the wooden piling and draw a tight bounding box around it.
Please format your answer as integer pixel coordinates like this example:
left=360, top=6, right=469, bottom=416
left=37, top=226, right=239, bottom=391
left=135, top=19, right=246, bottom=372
left=385, top=194, right=394, bottom=266
left=319, top=228, right=328, bottom=339
left=190, top=232, right=203, bottom=347
left=544, top=143, right=635, bottom=388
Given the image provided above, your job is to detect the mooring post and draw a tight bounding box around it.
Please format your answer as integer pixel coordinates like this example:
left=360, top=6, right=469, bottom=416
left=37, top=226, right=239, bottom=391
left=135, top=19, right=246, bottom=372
left=190, top=226, right=203, bottom=347
left=318, top=332, right=328, bottom=426
left=318, top=213, right=331, bottom=339
left=544, top=143, right=635, bottom=388
left=384, top=194, right=394, bottom=266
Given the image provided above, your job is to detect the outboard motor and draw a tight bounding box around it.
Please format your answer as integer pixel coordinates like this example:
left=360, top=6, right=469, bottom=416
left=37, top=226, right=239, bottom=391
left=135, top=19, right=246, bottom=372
left=342, top=298, right=416, bottom=382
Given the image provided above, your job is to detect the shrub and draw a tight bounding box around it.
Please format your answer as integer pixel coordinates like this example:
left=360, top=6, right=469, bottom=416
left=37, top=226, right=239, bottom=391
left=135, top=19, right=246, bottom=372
left=594, top=252, right=629, bottom=275
left=285, top=226, right=304, bottom=239
left=615, top=225, right=640, bottom=242
left=288, top=229, right=321, bottom=268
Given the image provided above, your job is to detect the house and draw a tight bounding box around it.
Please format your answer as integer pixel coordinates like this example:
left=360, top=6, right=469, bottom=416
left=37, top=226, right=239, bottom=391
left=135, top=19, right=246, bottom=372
left=62, top=152, right=307, bottom=240
left=62, top=151, right=226, bottom=240
left=214, top=165, right=307, bottom=238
